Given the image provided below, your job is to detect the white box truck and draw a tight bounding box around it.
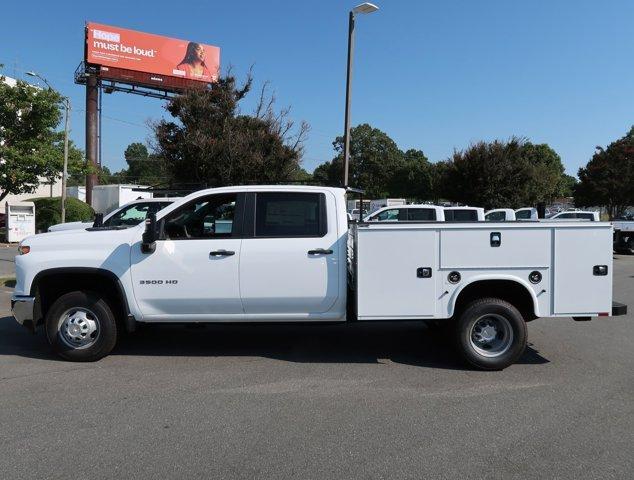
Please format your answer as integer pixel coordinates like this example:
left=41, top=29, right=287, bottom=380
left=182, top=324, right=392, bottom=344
left=11, top=186, right=626, bottom=369
left=91, top=184, right=152, bottom=215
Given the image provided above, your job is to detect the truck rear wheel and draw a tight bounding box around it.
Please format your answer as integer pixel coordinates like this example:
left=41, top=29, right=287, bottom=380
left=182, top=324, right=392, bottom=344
left=454, top=298, right=527, bottom=370
left=45, top=291, right=117, bottom=362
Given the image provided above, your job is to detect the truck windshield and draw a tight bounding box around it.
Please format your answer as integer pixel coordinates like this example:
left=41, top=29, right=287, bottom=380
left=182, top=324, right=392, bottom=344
left=104, top=202, right=172, bottom=228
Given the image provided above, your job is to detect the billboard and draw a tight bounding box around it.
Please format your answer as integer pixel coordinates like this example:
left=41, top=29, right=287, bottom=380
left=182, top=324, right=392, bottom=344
left=86, top=22, right=220, bottom=84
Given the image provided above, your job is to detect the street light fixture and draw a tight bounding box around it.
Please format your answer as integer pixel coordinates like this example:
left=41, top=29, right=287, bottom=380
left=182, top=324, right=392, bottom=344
left=353, top=2, right=379, bottom=14
left=26, top=71, right=71, bottom=223
left=343, top=2, right=379, bottom=188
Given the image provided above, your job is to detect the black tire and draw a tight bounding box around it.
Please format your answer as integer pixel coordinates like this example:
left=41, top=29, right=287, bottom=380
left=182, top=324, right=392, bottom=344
left=626, top=238, right=634, bottom=255
left=454, top=297, right=527, bottom=371
left=45, top=291, right=117, bottom=362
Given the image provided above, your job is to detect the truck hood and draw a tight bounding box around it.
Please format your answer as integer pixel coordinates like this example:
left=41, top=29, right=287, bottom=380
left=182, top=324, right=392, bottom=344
left=21, top=225, right=141, bottom=251
left=47, top=221, right=93, bottom=232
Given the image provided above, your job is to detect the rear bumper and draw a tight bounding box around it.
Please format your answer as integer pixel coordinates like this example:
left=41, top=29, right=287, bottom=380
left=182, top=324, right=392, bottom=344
left=11, top=295, right=36, bottom=327
left=612, top=301, right=627, bottom=316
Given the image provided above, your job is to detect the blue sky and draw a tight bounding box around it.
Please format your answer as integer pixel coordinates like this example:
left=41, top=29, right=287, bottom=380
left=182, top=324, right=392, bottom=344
left=2, top=0, right=632, bottom=176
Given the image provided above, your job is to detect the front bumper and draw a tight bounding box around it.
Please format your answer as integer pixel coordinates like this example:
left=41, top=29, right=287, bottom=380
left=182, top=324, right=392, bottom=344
left=11, top=295, right=36, bottom=327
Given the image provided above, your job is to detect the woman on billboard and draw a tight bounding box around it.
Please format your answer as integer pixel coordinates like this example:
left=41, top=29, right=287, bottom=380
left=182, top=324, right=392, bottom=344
left=176, top=42, right=211, bottom=79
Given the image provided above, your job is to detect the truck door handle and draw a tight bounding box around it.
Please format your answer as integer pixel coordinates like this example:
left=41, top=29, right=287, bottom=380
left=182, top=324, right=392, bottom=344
left=308, top=249, right=333, bottom=255
left=209, top=250, right=235, bottom=257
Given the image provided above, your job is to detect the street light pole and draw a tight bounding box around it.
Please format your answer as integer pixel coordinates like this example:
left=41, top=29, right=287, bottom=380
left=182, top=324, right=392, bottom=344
left=343, top=2, right=379, bottom=188
left=343, top=10, right=355, bottom=188
left=26, top=71, right=71, bottom=223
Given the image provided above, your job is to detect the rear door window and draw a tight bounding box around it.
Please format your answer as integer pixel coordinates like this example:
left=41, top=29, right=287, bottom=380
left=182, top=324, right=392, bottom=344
left=255, top=192, right=326, bottom=237
left=446, top=209, right=478, bottom=221
left=407, top=208, right=436, bottom=221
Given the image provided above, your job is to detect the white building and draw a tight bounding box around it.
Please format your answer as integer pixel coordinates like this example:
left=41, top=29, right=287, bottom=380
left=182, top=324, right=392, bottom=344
left=0, top=179, right=62, bottom=213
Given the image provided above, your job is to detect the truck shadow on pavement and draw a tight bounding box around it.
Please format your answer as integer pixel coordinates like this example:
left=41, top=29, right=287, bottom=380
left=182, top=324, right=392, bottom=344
left=0, top=316, right=549, bottom=370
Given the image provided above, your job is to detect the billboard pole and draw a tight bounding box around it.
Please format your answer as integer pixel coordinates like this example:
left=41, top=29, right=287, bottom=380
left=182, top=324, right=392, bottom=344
left=85, top=74, right=99, bottom=206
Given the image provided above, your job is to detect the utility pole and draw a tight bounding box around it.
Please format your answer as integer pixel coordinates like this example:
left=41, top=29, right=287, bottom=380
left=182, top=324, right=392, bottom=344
left=61, top=98, right=70, bottom=222
left=26, top=71, right=71, bottom=222
left=85, top=74, right=99, bottom=205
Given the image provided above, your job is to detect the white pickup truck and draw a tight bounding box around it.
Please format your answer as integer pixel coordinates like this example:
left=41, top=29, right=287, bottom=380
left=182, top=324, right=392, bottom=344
left=11, top=185, right=626, bottom=370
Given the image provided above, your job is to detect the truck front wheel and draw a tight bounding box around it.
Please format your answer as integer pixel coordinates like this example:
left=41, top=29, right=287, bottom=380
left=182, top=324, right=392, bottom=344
left=45, top=291, right=118, bottom=362
left=455, top=298, right=527, bottom=370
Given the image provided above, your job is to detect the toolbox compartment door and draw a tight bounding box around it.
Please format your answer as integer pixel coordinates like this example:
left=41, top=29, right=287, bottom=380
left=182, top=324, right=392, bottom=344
left=440, top=227, right=550, bottom=269
left=356, top=228, right=437, bottom=319
left=553, top=227, right=613, bottom=315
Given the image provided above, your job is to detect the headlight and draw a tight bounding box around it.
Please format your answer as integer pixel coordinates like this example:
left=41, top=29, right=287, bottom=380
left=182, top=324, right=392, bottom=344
left=18, top=243, right=30, bottom=255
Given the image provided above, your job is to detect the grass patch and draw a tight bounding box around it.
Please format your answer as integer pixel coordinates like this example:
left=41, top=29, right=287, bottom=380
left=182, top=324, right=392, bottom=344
left=0, top=277, right=16, bottom=288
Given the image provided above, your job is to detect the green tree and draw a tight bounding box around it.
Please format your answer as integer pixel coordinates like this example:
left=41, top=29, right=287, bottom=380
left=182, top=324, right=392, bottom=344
left=122, top=142, right=169, bottom=186
left=442, top=137, right=565, bottom=209
left=153, top=74, right=308, bottom=187
left=311, top=161, right=334, bottom=186
left=429, top=160, right=452, bottom=204
left=574, top=127, right=634, bottom=219
left=68, top=164, right=122, bottom=187
left=390, top=149, right=432, bottom=200
left=292, top=167, right=313, bottom=183
left=320, top=124, right=404, bottom=198
left=0, top=75, right=85, bottom=202
left=558, top=174, right=578, bottom=197
left=30, top=196, right=94, bottom=232
left=314, top=126, right=436, bottom=201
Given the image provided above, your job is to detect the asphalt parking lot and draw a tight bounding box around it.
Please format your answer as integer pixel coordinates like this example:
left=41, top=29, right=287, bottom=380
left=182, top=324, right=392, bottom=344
left=0, top=246, right=632, bottom=480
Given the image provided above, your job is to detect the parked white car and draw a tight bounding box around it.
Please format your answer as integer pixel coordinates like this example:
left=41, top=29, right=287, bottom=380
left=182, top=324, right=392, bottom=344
left=485, top=209, right=516, bottom=221
left=485, top=208, right=539, bottom=221
left=549, top=210, right=600, bottom=221
left=364, top=204, right=445, bottom=222
left=444, top=206, right=485, bottom=221
left=348, top=208, right=368, bottom=221
left=515, top=207, right=538, bottom=220
left=47, top=198, right=178, bottom=232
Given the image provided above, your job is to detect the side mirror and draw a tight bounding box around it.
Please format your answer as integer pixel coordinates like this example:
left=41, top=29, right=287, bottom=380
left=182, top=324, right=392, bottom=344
left=93, top=213, right=104, bottom=228
left=141, top=213, right=158, bottom=254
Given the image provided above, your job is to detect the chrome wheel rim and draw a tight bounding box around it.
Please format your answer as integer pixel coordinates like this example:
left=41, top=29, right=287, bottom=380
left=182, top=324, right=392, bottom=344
left=469, top=314, right=513, bottom=358
left=58, top=307, right=100, bottom=349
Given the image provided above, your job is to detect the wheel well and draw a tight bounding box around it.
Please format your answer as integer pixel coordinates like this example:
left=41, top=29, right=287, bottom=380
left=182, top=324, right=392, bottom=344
left=453, top=280, right=537, bottom=321
left=33, top=270, right=128, bottom=327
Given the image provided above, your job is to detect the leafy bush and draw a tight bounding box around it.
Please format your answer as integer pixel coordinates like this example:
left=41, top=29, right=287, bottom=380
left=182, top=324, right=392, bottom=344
left=30, top=197, right=94, bottom=232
